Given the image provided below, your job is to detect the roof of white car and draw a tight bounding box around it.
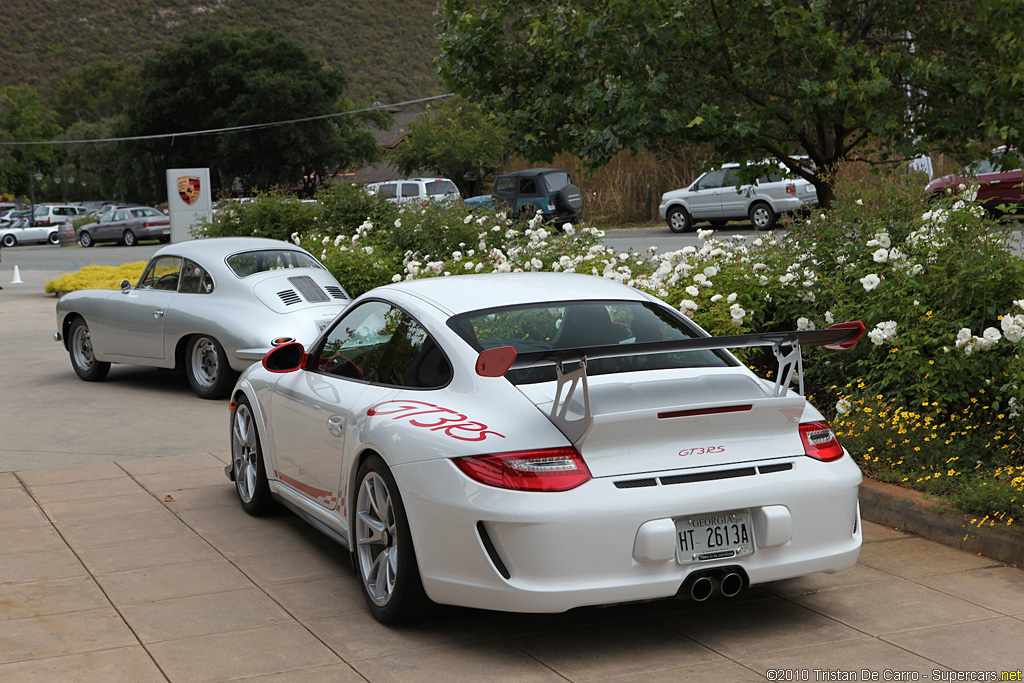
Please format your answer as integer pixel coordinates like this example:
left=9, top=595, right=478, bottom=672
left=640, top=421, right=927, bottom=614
left=382, top=272, right=651, bottom=315
left=153, top=237, right=312, bottom=261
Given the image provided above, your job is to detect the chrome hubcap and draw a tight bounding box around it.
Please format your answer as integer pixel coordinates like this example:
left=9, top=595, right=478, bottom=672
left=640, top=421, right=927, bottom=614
left=72, top=325, right=95, bottom=369
left=232, top=404, right=258, bottom=503
left=191, top=338, right=219, bottom=387
left=356, top=473, right=398, bottom=606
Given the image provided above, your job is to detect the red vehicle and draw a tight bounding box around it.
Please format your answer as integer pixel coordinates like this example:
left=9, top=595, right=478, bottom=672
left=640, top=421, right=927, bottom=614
left=926, top=147, right=1023, bottom=216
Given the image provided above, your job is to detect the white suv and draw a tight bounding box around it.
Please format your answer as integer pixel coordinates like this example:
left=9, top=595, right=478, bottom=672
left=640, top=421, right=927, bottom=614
left=366, top=178, right=461, bottom=204
left=33, top=204, right=90, bottom=227
left=659, top=163, right=818, bottom=232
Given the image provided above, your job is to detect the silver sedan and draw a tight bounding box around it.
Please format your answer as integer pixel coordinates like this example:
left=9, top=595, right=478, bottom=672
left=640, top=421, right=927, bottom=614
left=54, top=237, right=350, bottom=398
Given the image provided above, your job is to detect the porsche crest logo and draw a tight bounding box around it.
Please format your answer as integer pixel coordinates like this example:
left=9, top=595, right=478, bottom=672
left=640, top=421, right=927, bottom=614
left=177, top=175, right=201, bottom=205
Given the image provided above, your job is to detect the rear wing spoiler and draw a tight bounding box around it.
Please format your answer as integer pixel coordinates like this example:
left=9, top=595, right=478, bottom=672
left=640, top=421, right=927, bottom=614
left=475, top=321, right=864, bottom=446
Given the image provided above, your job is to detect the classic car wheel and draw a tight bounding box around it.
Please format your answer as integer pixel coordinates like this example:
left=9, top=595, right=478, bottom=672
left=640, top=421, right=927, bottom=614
left=122, top=229, right=137, bottom=246
left=354, top=455, right=429, bottom=623
left=1, top=234, right=16, bottom=248
left=68, top=318, right=111, bottom=382
left=48, top=231, right=60, bottom=244
left=186, top=335, right=237, bottom=399
left=749, top=202, right=777, bottom=230
left=666, top=206, right=693, bottom=233
left=79, top=231, right=94, bottom=248
left=231, top=398, right=275, bottom=515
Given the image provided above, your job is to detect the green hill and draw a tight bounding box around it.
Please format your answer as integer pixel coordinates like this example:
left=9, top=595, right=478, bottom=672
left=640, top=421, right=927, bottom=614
left=0, top=0, right=443, bottom=105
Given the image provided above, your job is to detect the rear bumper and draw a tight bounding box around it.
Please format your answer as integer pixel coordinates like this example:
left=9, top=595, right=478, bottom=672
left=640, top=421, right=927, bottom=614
left=396, top=454, right=862, bottom=613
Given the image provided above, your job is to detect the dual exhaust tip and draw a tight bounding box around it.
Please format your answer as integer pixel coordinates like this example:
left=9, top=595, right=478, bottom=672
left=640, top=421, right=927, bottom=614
left=682, top=568, right=746, bottom=601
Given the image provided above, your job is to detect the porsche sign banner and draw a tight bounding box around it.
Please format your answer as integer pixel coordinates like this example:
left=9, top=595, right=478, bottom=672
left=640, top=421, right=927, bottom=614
left=166, top=168, right=212, bottom=243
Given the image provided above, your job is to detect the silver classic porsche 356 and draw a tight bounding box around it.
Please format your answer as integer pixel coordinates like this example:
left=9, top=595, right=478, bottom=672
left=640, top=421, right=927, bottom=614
left=54, top=237, right=349, bottom=398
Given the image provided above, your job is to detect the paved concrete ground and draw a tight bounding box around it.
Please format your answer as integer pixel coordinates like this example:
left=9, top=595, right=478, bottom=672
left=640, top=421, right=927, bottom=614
left=2, top=263, right=1023, bottom=682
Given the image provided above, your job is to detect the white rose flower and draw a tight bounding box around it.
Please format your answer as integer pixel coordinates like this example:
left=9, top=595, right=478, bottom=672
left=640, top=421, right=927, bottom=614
left=685, top=285, right=700, bottom=297
left=860, top=274, right=881, bottom=291
left=824, top=311, right=835, bottom=324
left=872, top=248, right=889, bottom=263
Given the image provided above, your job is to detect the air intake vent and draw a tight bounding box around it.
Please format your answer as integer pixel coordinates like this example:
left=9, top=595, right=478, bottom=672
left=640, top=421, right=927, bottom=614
left=288, top=276, right=330, bottom=303
left=660, top=467, right=756, bottom=485
left=324, top=285, right=347, bottom=300
left=476, top=521, right=510, bottom=579
left=614, top=478, right=657, bottom=489
left=277, top=290, right=302, bottom=306
left=758, top=462, right=793, bottom=474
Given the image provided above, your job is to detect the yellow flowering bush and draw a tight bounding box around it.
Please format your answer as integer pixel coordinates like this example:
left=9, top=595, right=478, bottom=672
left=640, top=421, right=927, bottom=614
left=44, top=262, right=148, bottom=294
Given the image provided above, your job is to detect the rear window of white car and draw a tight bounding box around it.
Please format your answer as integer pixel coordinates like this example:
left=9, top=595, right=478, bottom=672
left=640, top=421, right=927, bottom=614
left=450, top=300, right=732, bottom=383
left=425, top=180, right=458, bottom=197
left=226, top=249, right=324, bottom=277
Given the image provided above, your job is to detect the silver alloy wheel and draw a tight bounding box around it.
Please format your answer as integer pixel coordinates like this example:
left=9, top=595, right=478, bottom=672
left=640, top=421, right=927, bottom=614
left=751, top=204, right=773, bottom=229
left=356, top=472, right=398, bottom=606
left=232, top=403, right=258, bottom=504
left=189, top=336, right=220, bottom=389
left=71, top=322, right=97, bottom=371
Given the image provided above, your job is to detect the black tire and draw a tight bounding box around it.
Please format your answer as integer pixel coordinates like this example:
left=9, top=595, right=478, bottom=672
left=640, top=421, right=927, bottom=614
left=749, top=202, right=777, bottom=230
left=353, top=455, right=430, bottom=624
left=122, top=229, right=137, bottom=246
left=1, top=234, right=16, bottom=248
left=186, top=335, right=237, bottom=399
left=79, top=231, right=94, bottom=248
left=666, top=206, right=693, bottom=233
left=558, top=184, right=584, bottom=212
left=230, top=397, right=276, bottom=515
left=48, top=231, right=60, bottom=245
left=68, top=318, right=111, bottom=382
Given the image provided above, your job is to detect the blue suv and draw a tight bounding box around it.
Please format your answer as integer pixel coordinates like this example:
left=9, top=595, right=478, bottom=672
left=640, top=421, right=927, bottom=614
left=465, top=168, right=583, bottom=227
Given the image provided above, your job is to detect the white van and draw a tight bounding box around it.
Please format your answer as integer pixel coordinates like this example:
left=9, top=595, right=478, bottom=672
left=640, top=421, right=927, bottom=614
left=365, top=178, right=461, bottom=205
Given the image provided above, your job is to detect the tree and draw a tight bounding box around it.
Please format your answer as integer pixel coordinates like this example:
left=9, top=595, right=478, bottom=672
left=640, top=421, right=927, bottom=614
left=121, top=29, right=384, bottom=201
left=386, top=98, right=508, bottom=196
left=0, top=85, right=61, bottom=202
left=439, top=0, right=1024, bottom=207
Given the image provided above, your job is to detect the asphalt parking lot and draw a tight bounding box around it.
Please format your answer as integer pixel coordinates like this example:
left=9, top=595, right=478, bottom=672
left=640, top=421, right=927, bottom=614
left=1, top=257, right=1023, bottom=682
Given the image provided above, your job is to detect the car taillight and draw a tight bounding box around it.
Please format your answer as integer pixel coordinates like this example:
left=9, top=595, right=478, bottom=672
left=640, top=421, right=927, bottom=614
left=800, top=420, right=844, bottom=461
left=454, top=447, right=591, bottom=491
left=547, top=197, right=556, bottom=211
left=786, top=183, right=796, bottom=195
left=142, top=221, right=168, bottom=227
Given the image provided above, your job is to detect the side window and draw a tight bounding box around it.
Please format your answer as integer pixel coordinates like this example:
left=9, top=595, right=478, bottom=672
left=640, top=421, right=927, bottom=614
left=494, top=177, right=516, bottom=195
left=723, top=170, right=742, bottom=187
left=138, top=256, right=183, bottom=291
left=519, top=178, right=538, bottom=195
left=314, top=301, right=451, bottom=388
left=378, top=183, right=397, bottom=198
left=401, top=183, right=420, bottom=198
left=113, top=210, right=127, bottom=221
left=179, top=259, right=213, bottom=294
left=697, top=169, right=728, bottom=189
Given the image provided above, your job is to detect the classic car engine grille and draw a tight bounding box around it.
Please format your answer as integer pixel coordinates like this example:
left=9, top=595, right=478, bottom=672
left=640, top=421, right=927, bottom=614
left=613, top=462, right=793, bottom=489
left=277, top=276, right=331, bottom=305
left=323, top=285, right=347, bottom=300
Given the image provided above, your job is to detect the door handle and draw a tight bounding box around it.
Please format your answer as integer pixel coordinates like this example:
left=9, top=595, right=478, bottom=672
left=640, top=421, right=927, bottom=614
left=327, top=415, right=344, bottom=437
left=153, top=310, right=165, bottom=318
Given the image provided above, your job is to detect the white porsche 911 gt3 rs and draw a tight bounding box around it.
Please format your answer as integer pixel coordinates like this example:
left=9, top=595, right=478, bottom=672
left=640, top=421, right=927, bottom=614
left=226, top=272, right=866, bottom=623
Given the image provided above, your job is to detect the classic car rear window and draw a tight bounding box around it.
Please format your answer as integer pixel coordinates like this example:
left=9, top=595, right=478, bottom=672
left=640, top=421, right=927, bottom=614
left=226, top=249, right=324, bottom=278
left=450, top=300, right=732, bottom=383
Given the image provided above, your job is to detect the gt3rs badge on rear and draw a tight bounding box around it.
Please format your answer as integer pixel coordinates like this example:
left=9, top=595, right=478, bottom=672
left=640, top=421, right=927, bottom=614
left=678, top=445, right=726, bottom=457
left=368, top=400, right=505, bottom=442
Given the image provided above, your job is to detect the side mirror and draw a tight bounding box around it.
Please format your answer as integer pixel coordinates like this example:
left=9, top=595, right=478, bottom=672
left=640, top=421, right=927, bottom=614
left=120, top=279, right=131, bottom=290
left=263, top=341, right=306, bottom=373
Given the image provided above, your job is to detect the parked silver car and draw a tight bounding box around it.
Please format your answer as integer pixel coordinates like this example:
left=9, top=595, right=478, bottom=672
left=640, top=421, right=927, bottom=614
left=659, top=163, right=819, bottom=232
left=1, top=213, right=59, bottom=246
left=54, top=237, right=350, bottom=398
left=77, top=206, right=171, bottom=247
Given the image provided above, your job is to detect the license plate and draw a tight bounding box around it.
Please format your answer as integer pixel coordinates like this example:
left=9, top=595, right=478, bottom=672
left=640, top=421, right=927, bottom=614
left=676, top=509, right=754, bottom=563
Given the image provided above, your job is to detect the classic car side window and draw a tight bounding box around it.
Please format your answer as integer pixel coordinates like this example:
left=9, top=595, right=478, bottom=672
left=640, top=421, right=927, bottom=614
left=178, top=259, right=213, bottom=294
left=315, top=301, right=452, bottom=388
left=138, top=256, right=184, bottom=291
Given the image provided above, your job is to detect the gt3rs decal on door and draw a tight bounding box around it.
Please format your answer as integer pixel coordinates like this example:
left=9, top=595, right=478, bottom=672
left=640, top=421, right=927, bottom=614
left=367, top=400, right=506, bottom=442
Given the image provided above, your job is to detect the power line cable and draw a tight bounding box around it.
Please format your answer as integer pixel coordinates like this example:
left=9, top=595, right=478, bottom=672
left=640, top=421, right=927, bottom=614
left=0, top=93, right=453, bottom=147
